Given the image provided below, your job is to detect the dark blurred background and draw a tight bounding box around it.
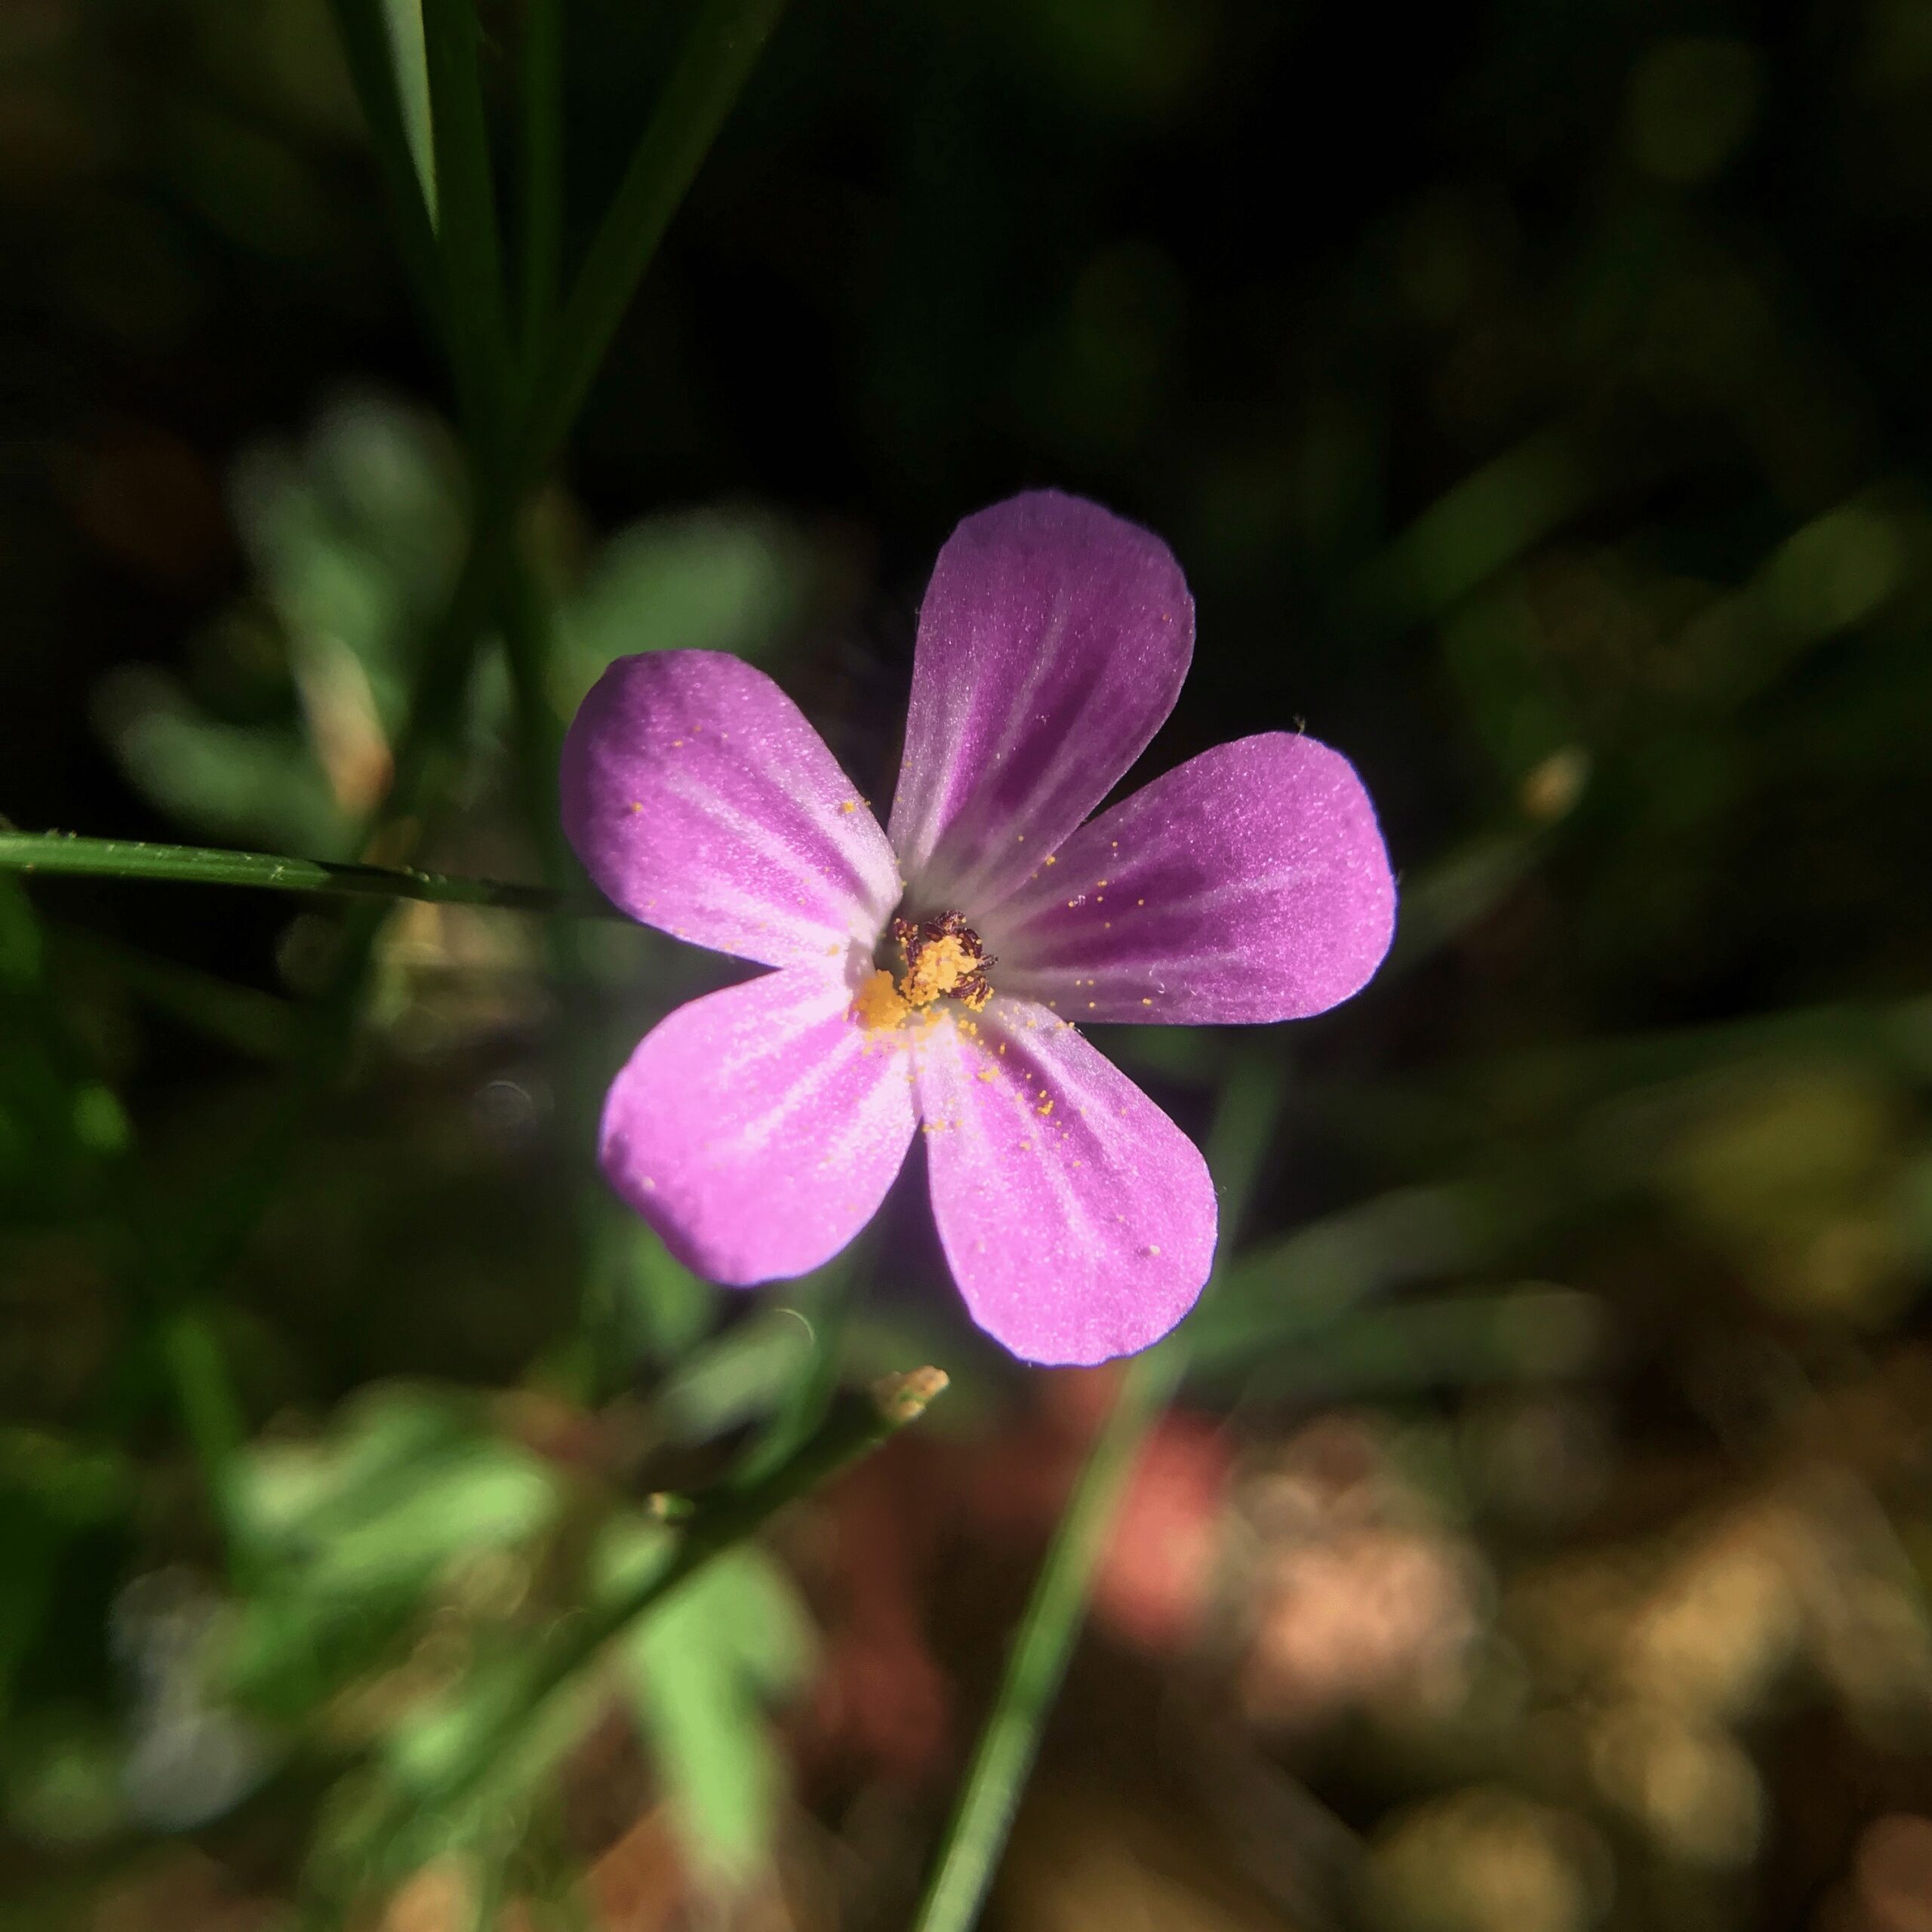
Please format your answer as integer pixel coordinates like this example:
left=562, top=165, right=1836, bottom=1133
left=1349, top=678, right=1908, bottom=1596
left=5, top=2, right=1932, bottom=1928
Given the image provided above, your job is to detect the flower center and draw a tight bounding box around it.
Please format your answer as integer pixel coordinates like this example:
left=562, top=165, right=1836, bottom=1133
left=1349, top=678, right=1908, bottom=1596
left=851, top=911, right=995, bottom=1032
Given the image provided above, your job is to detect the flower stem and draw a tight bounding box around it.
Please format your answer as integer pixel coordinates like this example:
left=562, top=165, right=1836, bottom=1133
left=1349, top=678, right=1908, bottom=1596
left=351, top=1368, right=949, bottom=1888
left=325, top=0, right=441, bottom=330
left=515, top=0, right=792, bottom=481
left=420, top=0, right=515, bottom=464
left=909, top=1059, right=1287, bottom=1932
left=0, top=830, right=608, bottom=916
left=517, top=0, right=565, bottom=367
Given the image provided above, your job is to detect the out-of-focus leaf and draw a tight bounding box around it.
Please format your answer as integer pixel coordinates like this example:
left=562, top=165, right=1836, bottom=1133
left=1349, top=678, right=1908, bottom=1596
left=1189, top=1186, right=1505, bottom=1375
left=318, top=1630, right=602, bottom=1901
left=605, top=1220, right=718, bottom=1367
left=94, top=668, right=345, bottom=854
left=222, top=1385, right=560, bottom=1717
left=1352, top=432, right=1592, bottom=632
left=600, top=1517, right=815, bottom=1882
left=651, top=1303, right=820, bottom=1447
left=550, top=507, right=814, bottom=715
left=0, top=1709, right=126, bottom=1850
left=1234, top=1287, right=1608, bottom=1404
left=95, top=395, right=471, bottom=857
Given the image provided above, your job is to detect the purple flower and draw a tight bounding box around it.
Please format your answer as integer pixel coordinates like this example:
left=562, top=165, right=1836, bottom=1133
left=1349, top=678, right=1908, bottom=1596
left=561, top=491, right=1395, bottom=1366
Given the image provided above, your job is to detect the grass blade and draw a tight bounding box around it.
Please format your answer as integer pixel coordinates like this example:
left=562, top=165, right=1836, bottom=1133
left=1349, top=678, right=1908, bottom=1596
left=326, top=0, right=443, bottom=328
left=518, top=0, right=565, bottom=365
left=420, top=0, right=515, bottom=458
left=909, top=1059, right=1286, bottom=1932
left=517, top=0, right=791, bottom=480
left=0, top=829, right=603, bottom=915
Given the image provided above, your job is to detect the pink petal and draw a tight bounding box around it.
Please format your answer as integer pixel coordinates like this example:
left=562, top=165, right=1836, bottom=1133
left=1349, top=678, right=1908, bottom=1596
left=600, top=966, right=918, bottom=1284
left=914, top=998, right=1216, bottom=1365
left=983, top=733, right=1395, bottom=1024
left=562, top=651, right=902, bottom=968
left=888, top=492, right=1193, bottom=917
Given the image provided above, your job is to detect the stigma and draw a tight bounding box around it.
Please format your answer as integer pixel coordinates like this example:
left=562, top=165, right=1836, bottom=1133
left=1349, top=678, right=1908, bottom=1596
left=854, top=911, right=995, bottom=1033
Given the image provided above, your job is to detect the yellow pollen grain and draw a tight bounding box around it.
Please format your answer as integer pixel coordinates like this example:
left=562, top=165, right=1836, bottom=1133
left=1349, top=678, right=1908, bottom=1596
left=672, top=738, right=685, bottom=747
left=1037, top=1097, right=1054, bottom=1115
left=839, top=798, right=859, bottom=814
left=977, top=1067, right=997, bottom=1082
left=851, top=969, right=910, bottom=1032
left=1141, top=997, right=1152, bottom=1006
left=903, top=933, right=978, bottom=1005
left=1044, top=854, right=1057, bottom=866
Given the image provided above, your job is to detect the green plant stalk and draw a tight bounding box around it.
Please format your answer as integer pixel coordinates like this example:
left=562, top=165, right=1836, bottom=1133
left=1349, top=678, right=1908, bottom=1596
left=357, top=1368, right=949, bottom=1881
left=420, top=0, right=516, bottom=466
left=381, top=0, right=437, bottom=216
left=516, top=0, right=792, bottom=480
left=497, top=551, right=628, bottom=1405
left=518, top=0, right=565, bottom=365
left=0, top=832, right=601, bottom=915
left=325, top=0, right=443, bottom=329
left=910, top=1060, right=1286, bottom=1932
left=162, top=0, right=793, bottom=1318
left=45, top=0, right=790, bottom=1546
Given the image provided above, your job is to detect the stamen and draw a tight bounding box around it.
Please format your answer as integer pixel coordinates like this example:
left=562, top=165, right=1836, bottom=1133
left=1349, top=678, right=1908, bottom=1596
left=853, top=909, right=997, bottom=1032
left=893, top=912, right=995, bottom=1012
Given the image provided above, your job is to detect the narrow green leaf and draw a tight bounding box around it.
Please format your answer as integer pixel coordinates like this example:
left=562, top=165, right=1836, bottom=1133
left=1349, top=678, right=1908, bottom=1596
left=0, top=830, right=600, bottom=915
left=382, top=0, right=437, bottom=220
left=517, top=0, right=792, bottom=480
left=325, top=0, right=443, bottom=328
left=909, top=1061, right=1286, bottom=1932
left=518, top=0, right=565, bottom=364
left=420, top=0, right=516, bottom=460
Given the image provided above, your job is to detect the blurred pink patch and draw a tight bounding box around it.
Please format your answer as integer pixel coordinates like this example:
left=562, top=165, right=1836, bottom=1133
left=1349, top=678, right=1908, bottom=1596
left=970, top=1366, right=1236, bottom=1656
left=1091, top=1411, right=1235, bottom=1654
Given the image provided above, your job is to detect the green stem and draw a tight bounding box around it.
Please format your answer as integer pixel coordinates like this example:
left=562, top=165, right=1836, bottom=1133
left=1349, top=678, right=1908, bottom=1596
left=358, top=1369, right=949, bottom=1881
left=325, top=0, right=443, bottom=329
left=498, top=552, right=573, bottom=887
left=0, top=831, right=605, bottom=916
left=518, top=0, right=565, bottom=367
left=153, top=0, right=791, bottom=1369
left=420, top=0, right=515, bottom=464
left=381, top=0, right=437, bottom=217
left=541, top=1368, right=948, bottom=1724
left=910, top=1060, right=1287, bottom=1932
left=515, top=0, right=792, bottom=481
left=155, top=1306, right=251, bottom=1540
